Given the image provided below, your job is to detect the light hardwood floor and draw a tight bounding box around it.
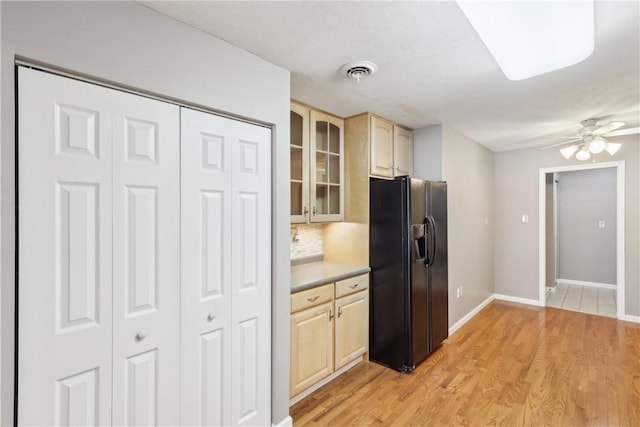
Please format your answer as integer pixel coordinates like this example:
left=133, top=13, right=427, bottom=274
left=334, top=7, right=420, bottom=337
left=291, top=300, right=640, bottom=426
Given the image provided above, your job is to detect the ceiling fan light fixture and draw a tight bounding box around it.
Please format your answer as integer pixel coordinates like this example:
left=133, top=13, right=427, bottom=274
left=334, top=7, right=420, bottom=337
left=575, top=147, right=591, bottom=161
left=605, top=142, right=622, bottom=156
left=588, top=136, right=607, bottom=154
left=456, top=1, right=594, bottom=80
left=560, top=145, right=579, bottom=159
left=552, top=118, right=635, bottom=161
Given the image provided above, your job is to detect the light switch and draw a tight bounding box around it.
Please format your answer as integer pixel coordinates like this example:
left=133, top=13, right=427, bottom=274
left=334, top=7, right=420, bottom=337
left=521, top=214, right=529, bottom=223
left=598, top=220, right=605, bottom=228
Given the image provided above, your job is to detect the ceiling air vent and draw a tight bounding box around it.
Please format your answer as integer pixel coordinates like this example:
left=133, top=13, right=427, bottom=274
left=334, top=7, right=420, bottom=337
left=340, top=61, right=377, bottom=83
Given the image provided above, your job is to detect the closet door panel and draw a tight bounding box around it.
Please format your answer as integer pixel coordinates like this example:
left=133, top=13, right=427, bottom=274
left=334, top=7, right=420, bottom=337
left=230, top=121, right=271, bottom=427
left=111, top=92, right=181, bottom=426
left=180, top=108, right=233, bottom=427
left=18, top=67, right=113, bottom=426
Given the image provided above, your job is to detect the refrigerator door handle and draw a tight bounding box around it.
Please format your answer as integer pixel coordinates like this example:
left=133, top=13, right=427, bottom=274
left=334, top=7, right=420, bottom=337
left=426, top=216, right=436, bottom=267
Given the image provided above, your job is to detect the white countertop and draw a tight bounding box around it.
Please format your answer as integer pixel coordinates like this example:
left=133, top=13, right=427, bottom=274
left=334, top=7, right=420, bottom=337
left=291, top=261, right=370, bottom=294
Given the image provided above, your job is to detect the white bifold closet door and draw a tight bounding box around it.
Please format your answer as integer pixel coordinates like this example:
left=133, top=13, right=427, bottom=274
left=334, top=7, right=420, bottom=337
left=18, top=67, right=271, bottom=427
left=18, top=67, right=180, bottom=426
left=180, top=108, right=271, bottom=426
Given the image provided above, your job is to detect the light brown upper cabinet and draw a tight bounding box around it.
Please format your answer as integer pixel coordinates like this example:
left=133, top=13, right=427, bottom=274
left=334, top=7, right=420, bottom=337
left=290, top=103, right=310, bottom=223
left=290, top=102, right=344, bottom=223
left=369, top=115, right=412, bottom=179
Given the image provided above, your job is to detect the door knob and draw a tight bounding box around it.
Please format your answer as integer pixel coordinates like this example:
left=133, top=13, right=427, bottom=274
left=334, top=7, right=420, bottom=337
left=207, top=311, right=216, bottom=321
left=135, top=330, right=147, bottom=341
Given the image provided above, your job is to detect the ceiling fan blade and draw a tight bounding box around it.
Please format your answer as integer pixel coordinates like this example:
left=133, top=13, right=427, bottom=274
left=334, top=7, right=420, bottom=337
left=540, top=139, right=582, bottom=150
left=604, top=126, right=640, bottom=137
left=593, top=121, right=626, bottom=135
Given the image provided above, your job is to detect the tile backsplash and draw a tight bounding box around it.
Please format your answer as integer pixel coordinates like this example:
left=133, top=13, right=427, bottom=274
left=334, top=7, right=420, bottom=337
left=290, top=224, right=323, bottom=260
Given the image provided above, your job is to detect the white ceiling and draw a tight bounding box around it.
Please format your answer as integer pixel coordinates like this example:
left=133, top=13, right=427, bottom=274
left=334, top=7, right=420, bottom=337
left=141, top=1, right=640, bottom=152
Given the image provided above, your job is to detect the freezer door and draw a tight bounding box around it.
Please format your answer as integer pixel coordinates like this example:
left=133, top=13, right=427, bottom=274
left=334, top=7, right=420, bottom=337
left=369, top=178, right=411, bottom=371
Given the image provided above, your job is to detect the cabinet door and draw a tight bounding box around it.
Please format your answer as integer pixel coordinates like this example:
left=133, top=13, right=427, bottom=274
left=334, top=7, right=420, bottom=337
left=290, top=301, right=334, bottom=396
left=335, top=291, right=368, bottom=370
left=370, top=116, right=394, bottom=178
left=393, top=126, right=413, bottom=177
left=290, top=103, right=310, bottom=223
left=310, top=110, right=344, bottom=222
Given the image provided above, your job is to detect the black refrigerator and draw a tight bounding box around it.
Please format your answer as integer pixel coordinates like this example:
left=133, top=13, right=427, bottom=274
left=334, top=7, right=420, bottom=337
left=369, top=177, right=448, bottom=372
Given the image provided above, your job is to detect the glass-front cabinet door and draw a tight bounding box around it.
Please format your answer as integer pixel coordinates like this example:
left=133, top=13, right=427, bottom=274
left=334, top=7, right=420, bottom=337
left=310, top=110, right=344, bottom=222
left=290, top=103, right=309, bottom=223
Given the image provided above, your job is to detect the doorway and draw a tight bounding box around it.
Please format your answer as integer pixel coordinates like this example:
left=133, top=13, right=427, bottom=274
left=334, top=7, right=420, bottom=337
left=544, top=168, right=617, bottom=317
left=538, top=161, right=625, bottom=319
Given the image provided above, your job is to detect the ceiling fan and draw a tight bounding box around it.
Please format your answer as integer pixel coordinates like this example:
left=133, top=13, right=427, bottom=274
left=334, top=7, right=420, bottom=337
left=543, top=118, right=640, bottom=161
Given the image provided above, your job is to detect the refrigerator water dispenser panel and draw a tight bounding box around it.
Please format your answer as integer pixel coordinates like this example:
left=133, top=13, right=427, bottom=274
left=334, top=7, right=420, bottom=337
left=412, top=224, right=426, bottom=263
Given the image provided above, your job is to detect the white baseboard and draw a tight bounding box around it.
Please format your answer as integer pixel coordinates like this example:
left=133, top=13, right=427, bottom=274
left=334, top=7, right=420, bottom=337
left=448, top=294, right=495, bottom=336
left=288, top=356, right=363, bottom=407
left=494, top=293, right=543, bottom=307
left=556, top=279, right=616, bottom=290
left=619, top=314, right=640, bottom=323
left=272, top=416, right=293, bottom=427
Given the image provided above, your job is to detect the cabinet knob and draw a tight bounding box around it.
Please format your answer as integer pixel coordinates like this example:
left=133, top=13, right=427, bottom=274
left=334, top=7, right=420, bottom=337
left=303, top=206, right=309, bottom=216
left=349, top=283, right=359, bottom=289
left=307, top=296, right=320, bottom=303
left=338, top=307, right=343, bottom=318
left=135, top=330, right=148, bottom=341
left=329, top=309, right=334, bottom=321
left=312, top=206, right=317, bottom=216
left=207, top=311, right=216, bottom=321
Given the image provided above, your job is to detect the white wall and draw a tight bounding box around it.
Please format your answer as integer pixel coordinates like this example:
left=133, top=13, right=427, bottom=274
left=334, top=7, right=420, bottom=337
left=441, top=126, right=495, bottom=325
left=413, top=125, right=442, bottom=181
left=413, top=125, right=494, bottom=327
left=494, top=134, right=639, bottom=317
left=1, top=2, right=290, bottom=424
left=557, top=168, right=617, bottom=284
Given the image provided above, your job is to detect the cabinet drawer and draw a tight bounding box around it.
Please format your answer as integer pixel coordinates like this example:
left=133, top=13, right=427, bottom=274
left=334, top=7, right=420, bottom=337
left=291, top=283, right=334, bottom=313
left=335, top=274, right=369, bottom=298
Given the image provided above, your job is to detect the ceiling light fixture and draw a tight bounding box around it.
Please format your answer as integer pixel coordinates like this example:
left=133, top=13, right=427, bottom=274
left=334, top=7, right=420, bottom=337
left=560, top=145, right=579, bottom=160
left=340, top=61, right=377, bottom=83
left=575, top=147, right=591, bottom=161
left=456, top=1, right=594, bottom=80
left=605, top=142, right=622, bottom=156
left=560, top=137, right=622, bottom=162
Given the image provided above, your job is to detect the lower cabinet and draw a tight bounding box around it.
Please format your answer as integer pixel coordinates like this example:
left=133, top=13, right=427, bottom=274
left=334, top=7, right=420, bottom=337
left=335, top=291, right=368, bottom=370
left=290, top=301, right=334, bottom=396
left=290, top=274, right=369, bottom=398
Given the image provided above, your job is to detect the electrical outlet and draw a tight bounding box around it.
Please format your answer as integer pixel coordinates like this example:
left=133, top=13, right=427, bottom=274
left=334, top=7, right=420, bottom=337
left=456, top=287, right=461, bottom=298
